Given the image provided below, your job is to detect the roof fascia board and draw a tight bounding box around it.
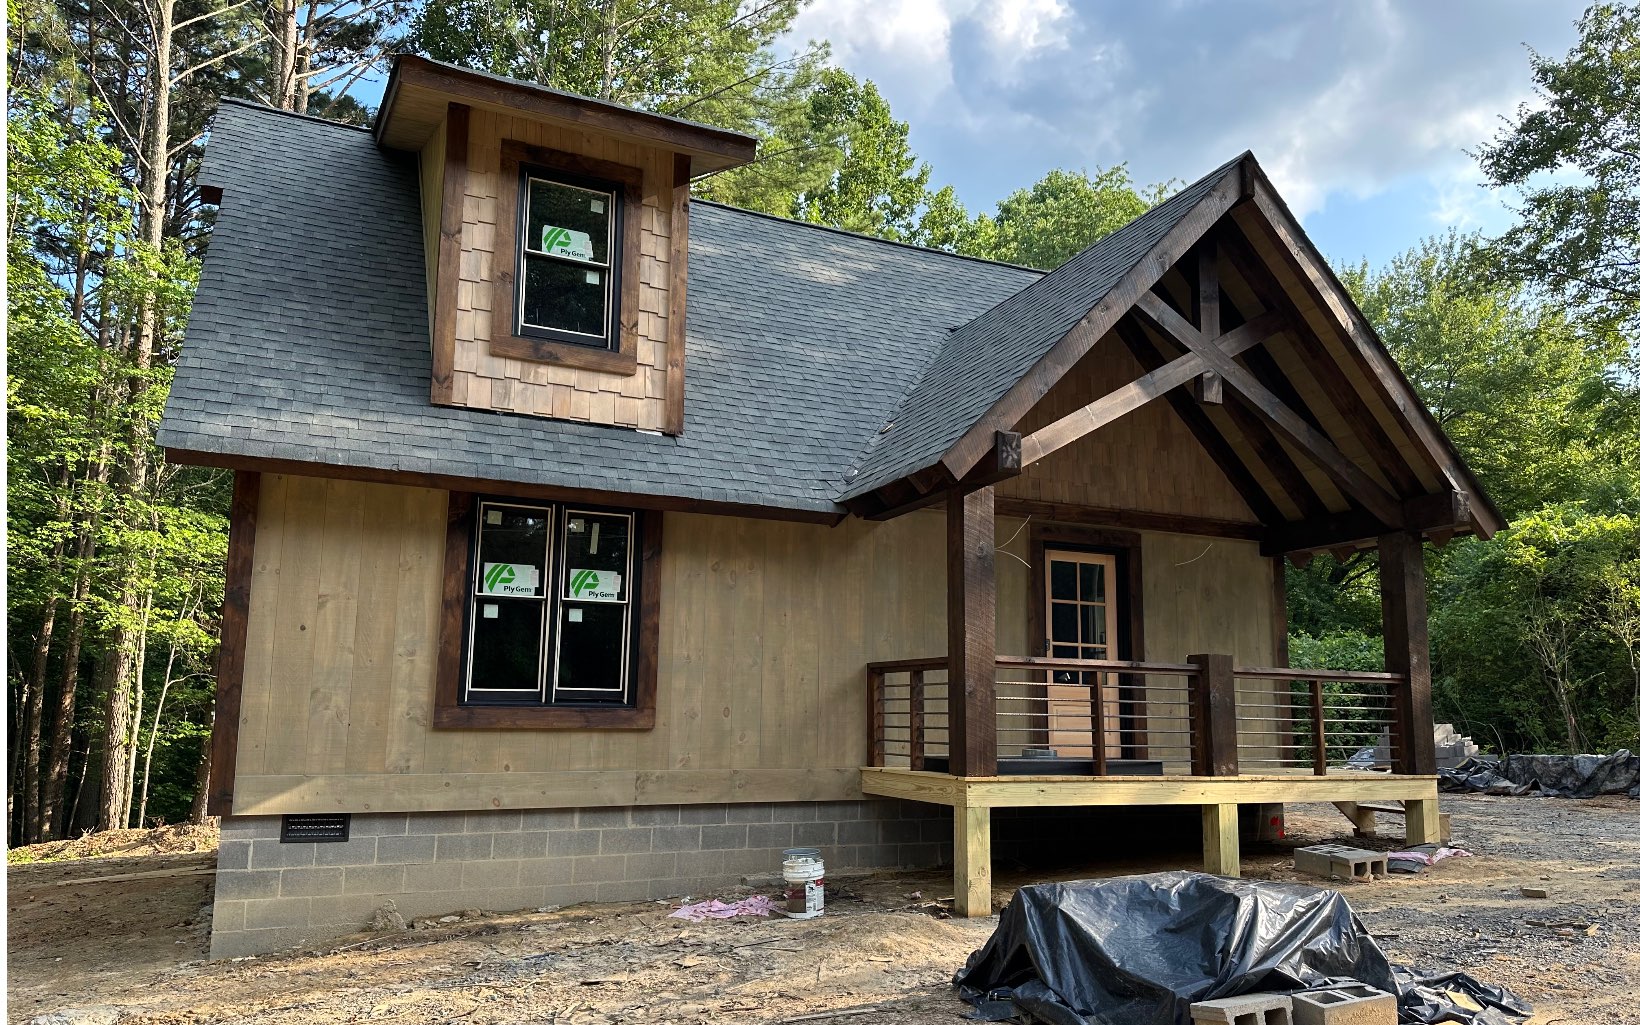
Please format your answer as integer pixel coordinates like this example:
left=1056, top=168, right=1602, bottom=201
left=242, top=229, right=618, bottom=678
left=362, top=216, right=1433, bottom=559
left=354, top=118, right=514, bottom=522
left=1237, top=163, right=1506, bottom=538
left=377, top=57, right=757, bottom=173
left=164, top=448, right=845, bottom=526
left=933, top=162, right=1250, bottom=485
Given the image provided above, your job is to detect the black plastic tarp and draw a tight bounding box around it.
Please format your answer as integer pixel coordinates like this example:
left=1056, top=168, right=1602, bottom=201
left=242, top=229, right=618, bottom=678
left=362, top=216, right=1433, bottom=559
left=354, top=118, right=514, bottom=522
left=953, top=872, right=1529, bottom=1025
left=1438, top=750, right=1640, bottom=798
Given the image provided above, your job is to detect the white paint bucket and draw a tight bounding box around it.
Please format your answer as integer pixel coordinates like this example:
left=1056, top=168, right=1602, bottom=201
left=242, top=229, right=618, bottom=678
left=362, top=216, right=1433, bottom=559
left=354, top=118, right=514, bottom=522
left=781, top=848, right=825, bottom=919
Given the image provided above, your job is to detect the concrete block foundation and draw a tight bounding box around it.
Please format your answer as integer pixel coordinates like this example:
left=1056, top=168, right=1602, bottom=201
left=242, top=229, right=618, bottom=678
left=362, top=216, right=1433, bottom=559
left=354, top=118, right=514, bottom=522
left=209, top=799, right=952, bottom=958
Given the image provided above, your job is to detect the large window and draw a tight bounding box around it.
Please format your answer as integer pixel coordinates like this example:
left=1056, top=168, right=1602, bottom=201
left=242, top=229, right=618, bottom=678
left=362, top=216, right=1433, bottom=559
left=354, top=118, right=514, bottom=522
left=489, top=140, right=643, bottom=377
left=436, top=494, right=659, bottom=729
left=516, top=172, right=619, bottom=347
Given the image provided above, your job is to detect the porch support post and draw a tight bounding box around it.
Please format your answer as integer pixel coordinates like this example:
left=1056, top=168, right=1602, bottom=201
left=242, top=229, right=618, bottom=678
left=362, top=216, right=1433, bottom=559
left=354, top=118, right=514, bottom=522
left=1379, top=531, right=1435, bottom=775
left=1202, top=802, right=1241, bottom=876
left=947, top=485, right=998, bottom=777
left=1405, top=795, right=1443, bottom=846
left=1188, top=653, right=1238, bottom=776
left=953, top=802, right=993, bottom=917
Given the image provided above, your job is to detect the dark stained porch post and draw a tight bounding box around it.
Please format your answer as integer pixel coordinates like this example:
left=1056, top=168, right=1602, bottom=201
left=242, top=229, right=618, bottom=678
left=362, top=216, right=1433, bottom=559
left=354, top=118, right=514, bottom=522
left=947, top=485, right=998, bottom=777
left=1379, top=531, right=1436, bottom=776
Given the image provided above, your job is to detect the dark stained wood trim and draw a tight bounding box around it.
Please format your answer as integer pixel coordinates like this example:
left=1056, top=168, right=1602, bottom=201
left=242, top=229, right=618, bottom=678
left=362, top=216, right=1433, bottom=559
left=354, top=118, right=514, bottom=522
left=997, top=496, right=1265, bottom=542
left=383, top=57, right=757, bottom=171
left=430, top=102, right=469, bottom=406
left=947, top=486, right=997, bottom=777
left=1116, top=321, right=1287, bottom=526
left=1133, top=292, right=1405, bottom=527
left=852, top=432, right=1019, bottom=521
left=1018, top=310, right=1284, bottom=466
left=1238, top=168, right=1504, bottom=537
left=1379, top=530, right=1435, bottom=774
left=1216, top=222, right=1424, bottom=497
left=1218, top=392, right=1333, bottom=520
left=207, top=470, right=260, bottom=817
left=489, top=139, right=643, bottom=376
left=938, top=166, right=1250, bottom=482
left=163, top=449, right=844, bottom=526
left=1271, top=557, right=1289, bottom=669
left=1262, top=491, right=1469, bottom=556
left=1188, top=652, right=1239, bottom=776
left=433, top=492, right=475, bottom=726
left=664, top=154, right=691, bottom=435
left=433, top=495, right=660, bottom=730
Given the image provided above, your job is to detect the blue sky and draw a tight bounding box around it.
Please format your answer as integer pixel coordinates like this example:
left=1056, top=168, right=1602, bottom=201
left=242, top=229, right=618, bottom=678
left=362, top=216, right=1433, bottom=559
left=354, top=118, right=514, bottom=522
left=789, top=0, right=1585, bottom=268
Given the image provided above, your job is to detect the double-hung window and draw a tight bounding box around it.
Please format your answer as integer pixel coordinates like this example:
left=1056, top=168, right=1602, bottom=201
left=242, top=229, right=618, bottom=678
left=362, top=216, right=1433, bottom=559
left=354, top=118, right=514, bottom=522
left=516, top=170, right=620, bottom=349
left=437, top=496, right=657, bottom=727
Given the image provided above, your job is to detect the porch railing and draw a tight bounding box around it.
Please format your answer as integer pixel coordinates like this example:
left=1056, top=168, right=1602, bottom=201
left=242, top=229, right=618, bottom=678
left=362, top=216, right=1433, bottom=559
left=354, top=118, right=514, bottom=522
left=1233, top=667, right=1408, bottom=775
left=866, top=656, right=1410, bottom=777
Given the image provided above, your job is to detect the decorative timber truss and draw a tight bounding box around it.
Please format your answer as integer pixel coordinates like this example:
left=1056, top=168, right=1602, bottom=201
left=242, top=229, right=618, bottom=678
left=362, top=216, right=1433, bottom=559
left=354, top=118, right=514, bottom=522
left=841, top=153, right=1504, bottom=563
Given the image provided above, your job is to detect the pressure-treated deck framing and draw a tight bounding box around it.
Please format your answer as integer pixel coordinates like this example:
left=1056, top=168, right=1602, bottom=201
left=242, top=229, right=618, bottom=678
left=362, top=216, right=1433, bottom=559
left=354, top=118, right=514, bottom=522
left=861, top=766, right=1442, bottom=916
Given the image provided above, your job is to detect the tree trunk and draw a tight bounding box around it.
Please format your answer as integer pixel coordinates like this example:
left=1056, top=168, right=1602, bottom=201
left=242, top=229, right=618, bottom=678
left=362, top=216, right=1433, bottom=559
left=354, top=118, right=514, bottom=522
left=41, top=474, right=104, bottom=841
left=188, top=726, right=212, bottom=825
left=99, top=0, right=173, bottom=832
left=23, top=467, right=75, bottom=842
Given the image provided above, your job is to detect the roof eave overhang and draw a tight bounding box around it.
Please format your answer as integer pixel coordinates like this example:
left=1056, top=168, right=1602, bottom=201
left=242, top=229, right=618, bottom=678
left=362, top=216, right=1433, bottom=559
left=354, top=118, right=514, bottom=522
left=373, top=56, right=758, bottom=175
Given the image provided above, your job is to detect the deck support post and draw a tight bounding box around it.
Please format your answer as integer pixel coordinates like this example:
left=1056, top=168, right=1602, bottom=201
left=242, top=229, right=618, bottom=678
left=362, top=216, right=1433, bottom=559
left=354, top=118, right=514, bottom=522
left=947, top=485, right=997, bottom=778
left=1188, top=653, right=1239, bottom=776
left=1404, top=797, right=1442, bottom=846
left=1379, top=531, right=1435, bottom=775
left=1202, top=802, right=1240, bottom=876
left=953, top=803, right=993, bottom=916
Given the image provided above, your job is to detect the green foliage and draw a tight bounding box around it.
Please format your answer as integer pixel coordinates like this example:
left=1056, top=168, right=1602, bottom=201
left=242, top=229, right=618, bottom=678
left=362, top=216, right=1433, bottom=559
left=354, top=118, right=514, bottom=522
left=1341, top=232, right=1635, bottom=518
left=1289, top=629, right=1386, bottom=674
left=790, top=70, right=930, bottom=241
left=948, top=166, right=1162, bottom=269
left=1475, top=2, right=1640, bottom=348
left=1432, top=507, right=1640, bottom=753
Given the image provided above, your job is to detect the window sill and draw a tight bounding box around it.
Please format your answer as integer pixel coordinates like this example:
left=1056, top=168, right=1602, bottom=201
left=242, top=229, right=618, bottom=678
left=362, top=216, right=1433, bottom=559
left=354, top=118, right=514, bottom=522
left=433, top=703, right=656, bottom=730
left=489, top=333, right=639, bottom=376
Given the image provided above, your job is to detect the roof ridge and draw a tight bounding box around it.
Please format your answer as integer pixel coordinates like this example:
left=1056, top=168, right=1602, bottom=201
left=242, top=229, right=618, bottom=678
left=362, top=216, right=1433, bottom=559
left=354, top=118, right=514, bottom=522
left=693, top=199, right=1047, bottom=275
left=216, top=96, right=375, bottom=134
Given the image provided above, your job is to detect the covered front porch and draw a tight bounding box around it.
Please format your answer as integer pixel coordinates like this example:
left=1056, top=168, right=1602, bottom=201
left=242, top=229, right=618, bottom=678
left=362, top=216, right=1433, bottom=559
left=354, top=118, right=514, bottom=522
left=837, top=163, right=1495, bottom=916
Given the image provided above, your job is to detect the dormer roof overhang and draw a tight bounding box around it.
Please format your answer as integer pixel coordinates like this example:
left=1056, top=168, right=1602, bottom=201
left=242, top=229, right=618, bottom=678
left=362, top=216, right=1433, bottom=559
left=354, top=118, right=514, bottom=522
left=374, top=55, right=758, bottom=175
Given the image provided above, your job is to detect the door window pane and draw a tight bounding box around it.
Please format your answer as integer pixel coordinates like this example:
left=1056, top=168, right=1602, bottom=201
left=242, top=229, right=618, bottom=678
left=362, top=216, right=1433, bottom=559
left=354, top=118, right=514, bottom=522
left=1080, top=562, right=1105, bottom=602
left=1050, top=560, right=1076, bottom=600
left=1051, top=602, right=1078, bottom=642
left=1080, top=605, right=1107, bottom=645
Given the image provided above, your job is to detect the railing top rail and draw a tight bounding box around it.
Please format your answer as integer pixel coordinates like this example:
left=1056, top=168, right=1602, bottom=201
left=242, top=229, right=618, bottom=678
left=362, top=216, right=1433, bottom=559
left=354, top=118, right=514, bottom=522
left=866, top=657, right=949, bottom=673
left=995, top=655, right=1200, bottom=674
left=1233, top=665, right=1408, bottom=683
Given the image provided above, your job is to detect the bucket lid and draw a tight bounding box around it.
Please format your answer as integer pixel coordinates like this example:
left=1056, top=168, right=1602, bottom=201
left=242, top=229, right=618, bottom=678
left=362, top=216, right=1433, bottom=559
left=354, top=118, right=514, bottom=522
left=782, top=847, right=821, bottom=861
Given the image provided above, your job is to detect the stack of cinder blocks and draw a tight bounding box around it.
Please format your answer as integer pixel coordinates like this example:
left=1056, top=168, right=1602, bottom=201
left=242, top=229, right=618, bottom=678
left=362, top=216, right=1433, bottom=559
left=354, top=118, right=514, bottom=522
left=1191, top=986, right=1394, bottom=1025
left=1294, top=843, right=1390, bottom=882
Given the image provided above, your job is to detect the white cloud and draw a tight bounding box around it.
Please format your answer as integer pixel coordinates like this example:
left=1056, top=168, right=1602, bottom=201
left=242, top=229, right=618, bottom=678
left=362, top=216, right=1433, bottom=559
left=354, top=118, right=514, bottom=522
left=792, top=0, right=1583, bottom=222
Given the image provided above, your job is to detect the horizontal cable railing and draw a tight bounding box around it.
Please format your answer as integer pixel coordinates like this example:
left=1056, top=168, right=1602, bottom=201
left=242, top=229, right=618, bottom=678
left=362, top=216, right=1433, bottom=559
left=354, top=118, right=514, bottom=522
left=866, top=658, right=949, bottom=770
left=993, top=657, right=1202, bottom=776
left=1232, top=666, right=1407, bottom=775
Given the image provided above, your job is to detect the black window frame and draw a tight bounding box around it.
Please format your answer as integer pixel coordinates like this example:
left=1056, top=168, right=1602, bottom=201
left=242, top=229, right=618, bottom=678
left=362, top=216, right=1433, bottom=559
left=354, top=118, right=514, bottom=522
left=512, top=163, right=625, bottom=352
left=461, top=497, right=643, bottom=710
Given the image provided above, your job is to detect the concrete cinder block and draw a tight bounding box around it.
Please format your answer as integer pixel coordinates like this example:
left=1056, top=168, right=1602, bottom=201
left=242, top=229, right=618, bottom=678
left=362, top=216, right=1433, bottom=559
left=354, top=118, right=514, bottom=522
left=1190, top=993, right=1294, bottom=1025
left=375, top=834, right=437, bottom=864
left=1291, top=985, right=1395, bottom=1025
left=342, top=864, right=407, bottom=895
left=600, top=827, right=654, bottom=854
left=699, top=823, right=749, bottom=850
left=1294, top=844, right=1389, bottom=882
left=279, top=867, right=345, bottom=897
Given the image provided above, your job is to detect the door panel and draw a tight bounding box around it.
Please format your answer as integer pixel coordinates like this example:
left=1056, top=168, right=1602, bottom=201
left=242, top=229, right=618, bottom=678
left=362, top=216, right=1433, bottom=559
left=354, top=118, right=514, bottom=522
left=1043, top=550, right=1120, bottom=759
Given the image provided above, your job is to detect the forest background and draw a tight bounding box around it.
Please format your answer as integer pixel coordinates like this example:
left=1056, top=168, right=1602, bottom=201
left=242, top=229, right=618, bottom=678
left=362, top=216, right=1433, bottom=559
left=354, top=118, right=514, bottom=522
left=7, top=0, right=1639, bottom=843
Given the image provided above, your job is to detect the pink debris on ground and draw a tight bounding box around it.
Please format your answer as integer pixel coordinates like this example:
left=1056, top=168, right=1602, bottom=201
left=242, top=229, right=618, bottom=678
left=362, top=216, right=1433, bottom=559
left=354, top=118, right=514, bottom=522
left=1389, top=846, right=1473, bottom=866
left=668, top=895, right=780, bottom=922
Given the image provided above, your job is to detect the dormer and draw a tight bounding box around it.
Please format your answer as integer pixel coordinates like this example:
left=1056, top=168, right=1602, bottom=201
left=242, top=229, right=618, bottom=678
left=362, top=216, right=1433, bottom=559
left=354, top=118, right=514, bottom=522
left=376, top=57, right=757, bottom=434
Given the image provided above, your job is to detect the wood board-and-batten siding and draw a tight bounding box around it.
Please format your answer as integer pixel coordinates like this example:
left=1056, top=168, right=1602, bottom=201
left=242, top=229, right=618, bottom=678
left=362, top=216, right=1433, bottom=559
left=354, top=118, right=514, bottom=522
left=421, top=107, right=678, bottom=429
left=228, top=474, right=1278, bottom=816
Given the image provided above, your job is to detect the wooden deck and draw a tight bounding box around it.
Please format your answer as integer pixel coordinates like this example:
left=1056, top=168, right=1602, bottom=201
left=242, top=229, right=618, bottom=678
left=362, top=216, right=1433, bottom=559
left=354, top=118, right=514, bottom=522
left=860, top=766, right=1442, bottom=916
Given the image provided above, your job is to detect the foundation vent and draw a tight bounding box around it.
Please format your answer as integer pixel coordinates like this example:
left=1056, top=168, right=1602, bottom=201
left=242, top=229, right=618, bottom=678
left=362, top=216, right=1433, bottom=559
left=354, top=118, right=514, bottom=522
left=280, top=813, right=351, bottom=843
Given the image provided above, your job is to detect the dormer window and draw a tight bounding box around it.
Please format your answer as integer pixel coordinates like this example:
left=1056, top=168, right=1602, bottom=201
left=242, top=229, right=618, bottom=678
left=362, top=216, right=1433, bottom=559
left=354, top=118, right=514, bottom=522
left=489, top=139, right=644, bottom=376
left=518, top=170, right=620, bottom=348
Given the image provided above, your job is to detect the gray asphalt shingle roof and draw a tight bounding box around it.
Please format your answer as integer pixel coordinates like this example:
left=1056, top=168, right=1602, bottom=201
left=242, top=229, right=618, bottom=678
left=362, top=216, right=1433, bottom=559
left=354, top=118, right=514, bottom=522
left=158, top=101, right=1040, bottom=514
left=841, top=155, right=1244, bottom=498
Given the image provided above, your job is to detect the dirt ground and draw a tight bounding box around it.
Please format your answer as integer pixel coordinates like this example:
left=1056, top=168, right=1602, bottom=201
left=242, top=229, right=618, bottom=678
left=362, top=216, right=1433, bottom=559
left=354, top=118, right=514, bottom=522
left=8, top=793, right=1637, bottom=1024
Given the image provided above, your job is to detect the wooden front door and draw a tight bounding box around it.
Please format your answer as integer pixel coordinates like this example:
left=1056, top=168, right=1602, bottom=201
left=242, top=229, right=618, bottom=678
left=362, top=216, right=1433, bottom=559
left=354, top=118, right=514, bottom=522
left=1044, top=549, right=1121, bottom=758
